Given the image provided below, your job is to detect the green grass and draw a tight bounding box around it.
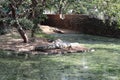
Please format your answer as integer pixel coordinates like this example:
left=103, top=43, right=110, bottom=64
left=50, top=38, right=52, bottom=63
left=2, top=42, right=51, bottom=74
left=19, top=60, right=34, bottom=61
left=35, top=32, right=55, bottom=39
left=0, top=34, right=120, bottom=80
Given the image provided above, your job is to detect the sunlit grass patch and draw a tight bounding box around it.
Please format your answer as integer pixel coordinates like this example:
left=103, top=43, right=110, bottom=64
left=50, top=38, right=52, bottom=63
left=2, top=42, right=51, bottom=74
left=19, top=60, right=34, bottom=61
left=35, top=32, right=55, bottom=39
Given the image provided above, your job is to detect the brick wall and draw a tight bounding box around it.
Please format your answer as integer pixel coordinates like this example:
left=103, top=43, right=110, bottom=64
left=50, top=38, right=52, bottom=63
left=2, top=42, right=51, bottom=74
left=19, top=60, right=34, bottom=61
left=42, top=14, right=120, bottom=38
left=42, top=14, right=89, bottom=32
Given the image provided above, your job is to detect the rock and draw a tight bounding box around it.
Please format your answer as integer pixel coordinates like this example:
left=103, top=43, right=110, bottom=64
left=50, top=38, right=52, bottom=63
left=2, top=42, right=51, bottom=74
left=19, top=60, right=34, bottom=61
left=39, top=25, right=64, bottom=34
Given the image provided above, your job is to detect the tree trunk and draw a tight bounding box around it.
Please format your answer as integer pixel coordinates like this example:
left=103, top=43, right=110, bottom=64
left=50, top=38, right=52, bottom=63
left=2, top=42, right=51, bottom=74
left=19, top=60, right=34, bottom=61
left=58, top=0, right=63, bottom=14
left=14, top=21, right=28, bottom=43
left=58, top=5, right=62, bottom=14
left=9, top=3, right=28, bottom=43
left=31, top=0, right=38, bottom=37
left=0, top=21, right=7, bottom=35
left=31, top=24, right=37, bottom=37
left=31, top=0, right=45, bottom=37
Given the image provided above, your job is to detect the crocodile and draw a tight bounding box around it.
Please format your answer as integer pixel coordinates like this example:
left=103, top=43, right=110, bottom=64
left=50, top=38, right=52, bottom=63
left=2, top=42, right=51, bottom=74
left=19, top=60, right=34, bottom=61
left=35, top=39, right=95, bottom=54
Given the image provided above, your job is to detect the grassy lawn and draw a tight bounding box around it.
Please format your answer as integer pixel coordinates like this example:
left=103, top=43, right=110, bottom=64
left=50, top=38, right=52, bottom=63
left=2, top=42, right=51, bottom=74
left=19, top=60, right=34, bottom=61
left=0, top=34, right=120, bottom=80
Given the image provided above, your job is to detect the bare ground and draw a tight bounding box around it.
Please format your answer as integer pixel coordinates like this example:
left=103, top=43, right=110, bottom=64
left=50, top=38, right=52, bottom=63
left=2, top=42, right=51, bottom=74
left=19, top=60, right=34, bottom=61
left=39, top=25, right=79, bottom=34
left=0, top=25, right=88, bottom=55
left=0, top=30, right=50, bottom=54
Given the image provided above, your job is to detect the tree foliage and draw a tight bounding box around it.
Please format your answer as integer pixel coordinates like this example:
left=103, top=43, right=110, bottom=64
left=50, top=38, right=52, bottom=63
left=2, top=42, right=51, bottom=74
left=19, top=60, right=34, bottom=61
left=73, top=0, right=120, bottom=28
left=0, top=0, right=120, bottom=41
left=0, top=0, right=47, bottom=42
left=44, top=0, right=120, bottom=28
left=90, top=0, right=119, bottom=26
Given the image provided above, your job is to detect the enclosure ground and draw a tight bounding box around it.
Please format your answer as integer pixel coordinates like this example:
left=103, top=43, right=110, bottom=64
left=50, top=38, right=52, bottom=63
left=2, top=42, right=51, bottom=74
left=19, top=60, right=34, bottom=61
left=0, top=34, right=120, bottom=80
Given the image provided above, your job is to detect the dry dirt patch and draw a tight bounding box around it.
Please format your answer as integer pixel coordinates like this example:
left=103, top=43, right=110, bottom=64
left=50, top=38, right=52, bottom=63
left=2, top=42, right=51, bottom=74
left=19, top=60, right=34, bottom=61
left=0, top=27, right=90, bottom=55
left=39, top=25, right=78, bottom=34
left=0, top=33, right=49, bottom=53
